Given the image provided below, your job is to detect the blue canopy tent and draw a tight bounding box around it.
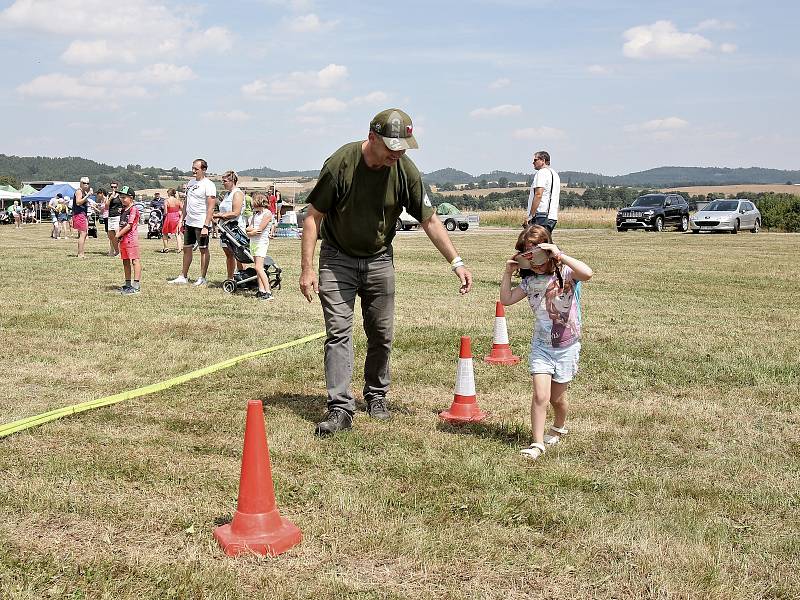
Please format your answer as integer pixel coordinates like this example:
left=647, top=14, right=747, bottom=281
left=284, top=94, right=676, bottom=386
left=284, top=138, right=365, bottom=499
left=22, top=183, right=77, bottom=222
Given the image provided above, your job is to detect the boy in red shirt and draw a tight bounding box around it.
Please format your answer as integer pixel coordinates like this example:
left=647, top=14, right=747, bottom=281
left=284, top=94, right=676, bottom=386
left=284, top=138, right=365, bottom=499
left=116, top=186, right=142, bottom=294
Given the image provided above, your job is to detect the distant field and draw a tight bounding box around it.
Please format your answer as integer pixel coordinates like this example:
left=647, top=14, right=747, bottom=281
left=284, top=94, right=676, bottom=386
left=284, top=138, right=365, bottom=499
left=434, top=183, right=800, bottom=200
left=479, top=208, right=616, bottom=229
left=435, top=186, right=586, bottom=197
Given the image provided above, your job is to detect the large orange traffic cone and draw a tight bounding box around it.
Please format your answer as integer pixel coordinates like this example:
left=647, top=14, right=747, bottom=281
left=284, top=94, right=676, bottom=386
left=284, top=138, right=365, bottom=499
left=439, top=336, right=487, bottom=423
left=484, top=301, right=520, bottom=365
left=214, top=400, right=302, bottom=557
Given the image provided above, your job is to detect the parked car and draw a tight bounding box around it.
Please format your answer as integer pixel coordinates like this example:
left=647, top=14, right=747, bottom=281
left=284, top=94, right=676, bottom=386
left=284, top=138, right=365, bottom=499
left=616, top=193, right=689, bottom=232
left=690, top=199, right=761, bottom=234
left=396, top=208, right=419, bottom=231
left=297, top=204, right=421, bottom=232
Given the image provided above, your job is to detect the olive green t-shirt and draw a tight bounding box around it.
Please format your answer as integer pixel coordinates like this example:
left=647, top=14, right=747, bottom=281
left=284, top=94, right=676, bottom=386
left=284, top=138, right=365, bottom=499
left=308, top=141, right=434, bottom=257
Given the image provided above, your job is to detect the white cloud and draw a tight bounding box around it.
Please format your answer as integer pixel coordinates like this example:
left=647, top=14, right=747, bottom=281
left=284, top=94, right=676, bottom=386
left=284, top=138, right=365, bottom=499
left=587, top=64, right=613, bottom=75
left=720, top=43, right=737, bottom=53
left=623, top=21, right=713, bottom=60
left=265, top=0, right=313, bottom=10
left=243, top=64, right=348, bottom=99
left=469, top=104, right=522, bottom=118
left=242, top=80, right=269, bottom=99
left=489, top=78, right=511, bottom=89
left=0, top=0, right=233, bottom=65
left=17, top=63, right=192, bottom=108
left=694, top=19, right=736, bottom=31
left=351, top=91, right=389, bottom=105
left=286, top=13, right=337, bottom=33
left=624, top=117, right=688, bottom=132
left=17, top=73, right=102, bottom=99
left=297, top=97, right=348, bottom=113
left=513, top=126, right=566, bottom=140
left=203, top=110, right=252, bottom=122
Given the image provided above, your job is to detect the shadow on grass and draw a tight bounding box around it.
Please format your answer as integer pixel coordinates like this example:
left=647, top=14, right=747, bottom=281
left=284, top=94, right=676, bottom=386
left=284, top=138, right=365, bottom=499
left=260, top=393, right=326, bottom=424
left=435, top=416, right=528, bottom=447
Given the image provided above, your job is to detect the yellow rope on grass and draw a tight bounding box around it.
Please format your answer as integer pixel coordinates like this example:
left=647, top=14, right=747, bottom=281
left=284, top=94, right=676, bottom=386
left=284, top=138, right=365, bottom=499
left=0, top=331, right=326, bottom=439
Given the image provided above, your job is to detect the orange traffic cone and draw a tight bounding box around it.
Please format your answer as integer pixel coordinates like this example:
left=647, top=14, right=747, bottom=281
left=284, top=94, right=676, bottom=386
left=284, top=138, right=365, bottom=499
left=484, top=301, right=520, bottom=365
left=439, top=336, right=487, bottom=423
left=214, top=400, right=302, bottom=557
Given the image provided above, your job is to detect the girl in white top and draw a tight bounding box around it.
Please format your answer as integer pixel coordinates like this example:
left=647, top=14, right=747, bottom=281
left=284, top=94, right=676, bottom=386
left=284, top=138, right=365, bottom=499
left=246, top=193, right=274, bottom=301
left=213, top=170, right=246, bottom=280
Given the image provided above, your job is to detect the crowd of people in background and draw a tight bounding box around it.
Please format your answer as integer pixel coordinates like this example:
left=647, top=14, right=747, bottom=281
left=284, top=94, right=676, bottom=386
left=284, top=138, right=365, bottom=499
left=9, top=164, right=284, bottom=300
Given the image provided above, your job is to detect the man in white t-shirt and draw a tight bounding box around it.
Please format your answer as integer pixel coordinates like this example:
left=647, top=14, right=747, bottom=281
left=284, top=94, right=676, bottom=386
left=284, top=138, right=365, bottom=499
left=525, top=150, right=561, bottom=232
left=170, top=158, right=217, bottom=285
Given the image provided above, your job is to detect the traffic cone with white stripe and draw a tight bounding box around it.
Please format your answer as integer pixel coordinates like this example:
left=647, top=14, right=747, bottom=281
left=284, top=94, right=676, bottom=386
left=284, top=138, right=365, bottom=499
left=439, top=336, right=487, bottom=423
left=484, top=301, right=520, bottom=365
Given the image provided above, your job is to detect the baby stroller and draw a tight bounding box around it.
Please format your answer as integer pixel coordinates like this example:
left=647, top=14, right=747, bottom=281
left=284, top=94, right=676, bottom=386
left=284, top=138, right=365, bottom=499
left=217, top=220, right=282, bottom=295
left=146, top=208, right=164, bottom=239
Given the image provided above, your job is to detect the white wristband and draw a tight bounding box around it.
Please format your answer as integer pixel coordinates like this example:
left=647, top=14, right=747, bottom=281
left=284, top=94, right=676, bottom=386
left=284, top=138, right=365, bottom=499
left=450, top=256, right=465, bottom=272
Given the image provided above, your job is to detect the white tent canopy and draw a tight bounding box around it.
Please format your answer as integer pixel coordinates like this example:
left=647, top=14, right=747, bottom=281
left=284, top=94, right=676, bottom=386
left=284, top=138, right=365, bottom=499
left=0, top=189, right=22, bottom=200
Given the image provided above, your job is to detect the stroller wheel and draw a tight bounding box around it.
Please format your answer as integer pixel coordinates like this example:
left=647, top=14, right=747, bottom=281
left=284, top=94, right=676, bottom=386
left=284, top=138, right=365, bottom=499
left=222, top=279, right=236, bottom=294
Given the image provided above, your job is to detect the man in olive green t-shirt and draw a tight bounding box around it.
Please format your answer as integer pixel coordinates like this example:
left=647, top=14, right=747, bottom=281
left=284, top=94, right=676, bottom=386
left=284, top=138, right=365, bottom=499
left=300, top=108, right=473, bottom=437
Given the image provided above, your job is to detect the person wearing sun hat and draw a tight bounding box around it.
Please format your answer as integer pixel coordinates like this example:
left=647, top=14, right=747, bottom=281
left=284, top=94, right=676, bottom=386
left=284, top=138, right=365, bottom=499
left=299, top=108, right=474, bottom=437
left=115, top=185, right=142, bottom=294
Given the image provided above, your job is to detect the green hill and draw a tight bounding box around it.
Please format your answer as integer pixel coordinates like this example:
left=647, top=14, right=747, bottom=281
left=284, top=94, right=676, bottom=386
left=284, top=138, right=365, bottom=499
left=421, top=168, right=474, bottom=185
left=0, top=154, right=187, bottom=191
left=239, top=166, right=319, bottom=178
left=423, top=166, right=800, bottom=188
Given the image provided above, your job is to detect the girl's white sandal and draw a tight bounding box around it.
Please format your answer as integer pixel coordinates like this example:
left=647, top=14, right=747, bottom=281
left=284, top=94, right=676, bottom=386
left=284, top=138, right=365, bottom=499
left=519, top=442, right=546, bottom=460
left=543, top=425, right=568, bottom=446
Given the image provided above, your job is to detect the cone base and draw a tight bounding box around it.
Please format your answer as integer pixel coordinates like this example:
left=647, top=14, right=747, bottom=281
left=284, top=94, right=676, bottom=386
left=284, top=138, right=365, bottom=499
left=214, top=516, right=302, bottom=557
left=439, top=397, right=488, bottom=423
left=484, top=353, right=520, bottom=365
left=439, top=408, right=488, bottom=423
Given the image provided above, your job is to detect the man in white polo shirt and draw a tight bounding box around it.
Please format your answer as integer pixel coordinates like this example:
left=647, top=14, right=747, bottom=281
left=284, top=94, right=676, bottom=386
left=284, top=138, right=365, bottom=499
left=170, top=158, right=217, bottom=285
left=525, top=150, right=561, bottom=232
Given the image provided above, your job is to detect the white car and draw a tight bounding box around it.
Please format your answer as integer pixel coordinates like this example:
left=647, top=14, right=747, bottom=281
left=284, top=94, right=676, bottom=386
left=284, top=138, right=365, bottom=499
left=690, top=199, right=761, bottom=234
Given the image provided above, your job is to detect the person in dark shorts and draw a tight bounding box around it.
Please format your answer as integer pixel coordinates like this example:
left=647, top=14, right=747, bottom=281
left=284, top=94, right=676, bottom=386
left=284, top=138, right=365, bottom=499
left=169, top=159, right=216, bottom=286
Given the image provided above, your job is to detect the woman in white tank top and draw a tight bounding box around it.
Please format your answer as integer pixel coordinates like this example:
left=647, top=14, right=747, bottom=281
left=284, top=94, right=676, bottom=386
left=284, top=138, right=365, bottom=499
left=213, top=170, right=246, bottom=280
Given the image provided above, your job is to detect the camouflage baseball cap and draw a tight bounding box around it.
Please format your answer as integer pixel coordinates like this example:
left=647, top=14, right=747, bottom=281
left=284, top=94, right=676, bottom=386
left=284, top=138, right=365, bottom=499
left=369, top=108, right=419, bottom=151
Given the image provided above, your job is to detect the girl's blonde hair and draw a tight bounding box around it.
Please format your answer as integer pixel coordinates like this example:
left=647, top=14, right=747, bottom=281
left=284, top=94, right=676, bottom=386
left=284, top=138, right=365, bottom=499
left=222, top=170, right=238, bottom=184
left=252, top=193, right=267, bottom=209
left=167, top=188, right=177, bottom=197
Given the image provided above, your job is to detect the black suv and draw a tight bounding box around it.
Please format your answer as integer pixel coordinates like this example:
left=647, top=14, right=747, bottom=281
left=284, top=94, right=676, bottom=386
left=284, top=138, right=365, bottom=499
left=616, top=194, right=689, bottom=232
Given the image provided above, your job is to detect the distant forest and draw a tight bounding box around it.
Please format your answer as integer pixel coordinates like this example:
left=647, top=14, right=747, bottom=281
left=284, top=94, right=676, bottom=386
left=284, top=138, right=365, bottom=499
left=2, top=153, right=798, bottom=192
left=422, top=166, right=800, bottom=187
left=0, top=154, right=190, bottom=191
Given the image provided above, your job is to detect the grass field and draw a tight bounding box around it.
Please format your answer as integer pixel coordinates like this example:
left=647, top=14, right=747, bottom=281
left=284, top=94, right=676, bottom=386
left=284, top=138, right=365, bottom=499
left=479, top=208, right=617, bottom=229
left=1, top=224, right=798, bottom=599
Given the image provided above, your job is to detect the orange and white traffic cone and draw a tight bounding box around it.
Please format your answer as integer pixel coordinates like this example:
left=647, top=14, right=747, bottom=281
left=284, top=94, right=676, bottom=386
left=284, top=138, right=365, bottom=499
left=214, top=400, right=302, bottom=557
left=484, top=301, right=520, bottom=365
left=439, top=336, right=487, bottom=423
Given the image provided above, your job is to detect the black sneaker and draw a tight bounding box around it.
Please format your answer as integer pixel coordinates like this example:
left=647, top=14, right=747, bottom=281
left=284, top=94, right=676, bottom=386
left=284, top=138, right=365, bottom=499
left=314, top=408, right=353, bottom=436
left=366, top=396, right=392, bottom=421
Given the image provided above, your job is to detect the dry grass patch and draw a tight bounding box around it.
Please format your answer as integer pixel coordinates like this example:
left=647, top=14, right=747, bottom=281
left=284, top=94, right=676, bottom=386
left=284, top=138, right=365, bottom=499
left=0, top=225, right=798, bottom=599
left=478, top=208, right=617, bottom=229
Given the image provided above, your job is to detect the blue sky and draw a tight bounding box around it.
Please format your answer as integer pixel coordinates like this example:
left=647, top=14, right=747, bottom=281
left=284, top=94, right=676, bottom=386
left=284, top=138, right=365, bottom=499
left=1, top=0, right=797, bottom=176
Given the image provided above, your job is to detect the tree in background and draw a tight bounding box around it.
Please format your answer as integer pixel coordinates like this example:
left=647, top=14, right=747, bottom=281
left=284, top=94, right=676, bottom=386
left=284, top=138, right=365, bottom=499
left=0, top=175, right=22, bottom=189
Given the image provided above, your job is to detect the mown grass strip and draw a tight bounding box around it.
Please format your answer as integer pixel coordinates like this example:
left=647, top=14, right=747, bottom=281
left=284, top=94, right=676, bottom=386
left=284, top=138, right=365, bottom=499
left=0, top=331, right=326, bottom=439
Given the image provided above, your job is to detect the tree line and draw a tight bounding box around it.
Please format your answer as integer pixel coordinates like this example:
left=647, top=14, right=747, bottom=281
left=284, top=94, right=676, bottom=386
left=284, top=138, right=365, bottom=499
left=0, top=154, right=192, bottom=192
left=427, top=186, right=800, bottom=232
